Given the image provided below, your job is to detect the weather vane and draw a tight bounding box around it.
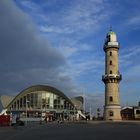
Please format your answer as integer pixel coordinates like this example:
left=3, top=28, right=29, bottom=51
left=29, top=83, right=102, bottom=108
left=109, top=25, right=112, bottom=31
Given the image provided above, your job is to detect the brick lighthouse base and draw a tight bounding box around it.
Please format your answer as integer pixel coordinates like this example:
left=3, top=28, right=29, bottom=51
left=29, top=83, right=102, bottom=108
left=104, top=105, right=122, bottom=121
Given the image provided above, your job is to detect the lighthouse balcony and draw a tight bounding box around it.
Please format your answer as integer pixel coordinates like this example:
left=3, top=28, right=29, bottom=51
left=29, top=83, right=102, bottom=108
left=103, top=42, right=120, bottom=51
left=107, top=42, right=119, bottom=46
left=102, top=74, right=122, bottom=82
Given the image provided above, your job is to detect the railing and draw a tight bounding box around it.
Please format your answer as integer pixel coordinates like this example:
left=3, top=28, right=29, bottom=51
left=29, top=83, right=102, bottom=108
left=102, top=74, right=122, bottom=80
left=103, top=42, right=120, bottom=50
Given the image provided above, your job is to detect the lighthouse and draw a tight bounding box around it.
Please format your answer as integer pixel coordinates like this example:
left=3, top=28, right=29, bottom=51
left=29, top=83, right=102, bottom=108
left=102, top=29, right=122, bottom=121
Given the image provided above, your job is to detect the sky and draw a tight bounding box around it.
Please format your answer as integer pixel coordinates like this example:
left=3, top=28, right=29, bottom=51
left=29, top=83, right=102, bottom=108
left=0, top=0, right=140, bottom=114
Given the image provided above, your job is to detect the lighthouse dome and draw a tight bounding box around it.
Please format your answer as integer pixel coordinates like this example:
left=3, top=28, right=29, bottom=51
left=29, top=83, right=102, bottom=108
left=106, top=30, right=117, bottom=42
left=104, top=29, right=119, bottom=51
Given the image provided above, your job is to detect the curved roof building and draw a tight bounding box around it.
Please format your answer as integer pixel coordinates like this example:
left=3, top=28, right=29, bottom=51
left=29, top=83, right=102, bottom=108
left=1, top=85, right=77, bottom=120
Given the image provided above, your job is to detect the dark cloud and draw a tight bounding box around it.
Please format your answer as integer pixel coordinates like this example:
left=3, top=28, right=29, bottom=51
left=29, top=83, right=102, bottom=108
left=0, top=0, right=77, bottom=96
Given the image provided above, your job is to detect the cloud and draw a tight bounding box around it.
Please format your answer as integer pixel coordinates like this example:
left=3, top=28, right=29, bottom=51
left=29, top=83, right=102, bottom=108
left=21, top=0, right=109, bottom=35
left=120, top=46, right=140, bottom=68
left=62, top=0, right=107, bottom=31
left=120, top=46, right=140, bottom=81
left=59, top=46, right=78, bottom=58
left=17, top=0, right=40, bottom=11
left=127, top=15, right=140, bottom=26
left=39, top=25, right=74, bottom=34
left=123, top=65, right=140, bottom=84
left=119, top=46, right=140, bottom=105
left=57, top=38, right=95, bottom=59
left=67, top=59, right=103, bottom=78
left=124, top=12, right=140, bottom=30
left=0, top=0, right=79, bottom=97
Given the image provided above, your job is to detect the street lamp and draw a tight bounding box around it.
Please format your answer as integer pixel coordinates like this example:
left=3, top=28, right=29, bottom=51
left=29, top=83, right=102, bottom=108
left=26, top=100, right=30, bottom=126
left=83, top=93, right=86, bottom=113
left=89, top=106, right=92, bottom=120
left=74, top=105, right=77, bottom=121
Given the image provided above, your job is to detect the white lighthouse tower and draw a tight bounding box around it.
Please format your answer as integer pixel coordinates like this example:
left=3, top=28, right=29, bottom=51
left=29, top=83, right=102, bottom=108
left=102, top=29, right=122, bottom=121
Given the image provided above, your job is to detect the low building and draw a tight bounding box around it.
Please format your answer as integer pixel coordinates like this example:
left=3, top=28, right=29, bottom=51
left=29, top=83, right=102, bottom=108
left=133, top=102, right=140, bottom=120
left=121, top=107, right=134, bottom=120
left=0, top=85, right=84, bottom=121
left=121, top=102, right=140, bottom=120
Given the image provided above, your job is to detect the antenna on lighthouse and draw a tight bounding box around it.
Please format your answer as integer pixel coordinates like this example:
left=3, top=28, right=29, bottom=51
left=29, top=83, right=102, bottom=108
left=109, top=25, right=112, bottom=31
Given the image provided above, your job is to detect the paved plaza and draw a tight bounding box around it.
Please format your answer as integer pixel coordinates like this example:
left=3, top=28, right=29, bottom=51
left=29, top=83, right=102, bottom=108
left=0, top=121, right=140, bottom=140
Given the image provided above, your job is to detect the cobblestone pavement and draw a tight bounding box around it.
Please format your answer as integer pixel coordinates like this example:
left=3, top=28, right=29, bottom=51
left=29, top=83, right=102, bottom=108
left=0, top=121, right=140, bottom=140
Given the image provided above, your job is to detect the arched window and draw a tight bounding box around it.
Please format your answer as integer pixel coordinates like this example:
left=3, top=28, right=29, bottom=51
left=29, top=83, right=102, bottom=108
left=109, top=111, right=114, bottom=116
left=108, top=35, right=111, bottom=42
left=110, top=51, right=112, bottom=56
left=109, top=96, right=113, bottom=102
left=110, top=60, right=112, bottom=65
left=110, top=70, right=112, bottom=74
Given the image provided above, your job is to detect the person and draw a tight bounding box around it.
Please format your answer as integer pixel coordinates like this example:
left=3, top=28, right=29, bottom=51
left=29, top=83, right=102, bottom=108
left=14, top=116, right=24, bottom=126
left=16, top=117, right=20, bottom=124
left=11, top=115, right=18, bottom=128
left=11, top=115, right=16, bottom=126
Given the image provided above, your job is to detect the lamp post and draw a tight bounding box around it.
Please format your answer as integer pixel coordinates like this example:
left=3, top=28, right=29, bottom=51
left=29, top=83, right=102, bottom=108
left=40, top=93, right=43, bottom=123
left=26, top=100, right=30, bottom=126
left=74, top=105, right=77, bottom=121
left=83, top=93, right=86, bottom=113
left=89, top=106, right=92, bottom=120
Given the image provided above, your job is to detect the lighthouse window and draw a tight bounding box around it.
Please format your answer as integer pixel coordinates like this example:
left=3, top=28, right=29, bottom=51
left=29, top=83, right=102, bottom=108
left=108, top=35, right=111, bottom=42
left=110, top=61, right=112, bottom=65
left=109, top=111, right=114, bottom=116
left=109, top=96, right=113, bottom=102
left=110, top=52, right=112, bottom=56
left=110, top=70, right=112, bottom=74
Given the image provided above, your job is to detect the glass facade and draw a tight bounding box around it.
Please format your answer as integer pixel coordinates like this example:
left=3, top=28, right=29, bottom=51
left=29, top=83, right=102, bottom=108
left=7, top=87, right=75, bottom=120
left=8, top=91, right=74, bottom=111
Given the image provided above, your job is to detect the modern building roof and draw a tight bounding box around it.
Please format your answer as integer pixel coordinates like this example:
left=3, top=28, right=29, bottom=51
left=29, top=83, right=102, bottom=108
left=4, top=85, right=74, bottom=109
left=0, top=95, right=14, bottom=108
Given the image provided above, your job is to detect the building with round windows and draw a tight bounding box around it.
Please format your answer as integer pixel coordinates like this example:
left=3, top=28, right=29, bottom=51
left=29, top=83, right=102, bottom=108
left=0, top=85, right=84, bottom=121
